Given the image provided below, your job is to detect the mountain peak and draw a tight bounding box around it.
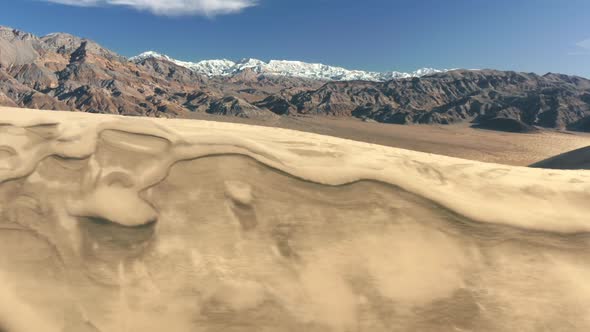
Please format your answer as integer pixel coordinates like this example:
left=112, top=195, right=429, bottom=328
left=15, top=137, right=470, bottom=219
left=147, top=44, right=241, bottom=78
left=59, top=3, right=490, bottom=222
left=131, top=51, right=170, bottom=61
left=39, top=33, right=123, bottom=61
left=43, top=32, right=77, bottom=38
left=130, top=51, right=448, bottom=82
left=0, top=26, right=38, bottom=41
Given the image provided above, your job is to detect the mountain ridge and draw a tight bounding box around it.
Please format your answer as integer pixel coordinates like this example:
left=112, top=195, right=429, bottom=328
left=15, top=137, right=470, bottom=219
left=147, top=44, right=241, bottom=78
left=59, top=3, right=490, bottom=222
left=1, top=26, right=590, bottom=132
left=130, top=51, right=446, bottom=82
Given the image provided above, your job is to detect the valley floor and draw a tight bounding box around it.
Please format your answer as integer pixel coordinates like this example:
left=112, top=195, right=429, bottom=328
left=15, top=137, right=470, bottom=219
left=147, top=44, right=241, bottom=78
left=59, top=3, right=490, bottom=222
left=188, top=113, right=590, bottom=166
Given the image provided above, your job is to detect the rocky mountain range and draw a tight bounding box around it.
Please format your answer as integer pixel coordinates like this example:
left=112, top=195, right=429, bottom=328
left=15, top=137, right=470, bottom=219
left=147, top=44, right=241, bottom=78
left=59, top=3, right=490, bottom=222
left=262, top=70, right=590, bottom=130
left=1, top=26, right=590, bottom=132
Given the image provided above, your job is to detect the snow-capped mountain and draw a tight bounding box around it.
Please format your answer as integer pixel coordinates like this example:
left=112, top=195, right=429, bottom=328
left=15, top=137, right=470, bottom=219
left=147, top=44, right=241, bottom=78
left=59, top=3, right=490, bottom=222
left=130, top=51, right=445, bottom=82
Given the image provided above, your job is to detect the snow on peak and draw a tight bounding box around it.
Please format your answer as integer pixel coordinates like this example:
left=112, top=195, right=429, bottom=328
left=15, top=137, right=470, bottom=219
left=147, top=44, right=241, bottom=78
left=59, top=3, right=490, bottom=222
left=412, top=68, right=443, bottom=77
left=131, top=52, right=237, bottom=76
left=130, top=51, right=170, bottom=62
left=130, top=51, right=446, bottom=82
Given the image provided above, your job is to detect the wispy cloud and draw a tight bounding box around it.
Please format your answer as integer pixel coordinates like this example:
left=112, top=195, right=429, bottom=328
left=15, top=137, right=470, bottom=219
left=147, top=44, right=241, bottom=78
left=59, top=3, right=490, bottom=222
left=570, top=38, right=590, bottom=55
left=577, top=38, right=590, bottom=50
left=44, top=0, right=257, bottom=16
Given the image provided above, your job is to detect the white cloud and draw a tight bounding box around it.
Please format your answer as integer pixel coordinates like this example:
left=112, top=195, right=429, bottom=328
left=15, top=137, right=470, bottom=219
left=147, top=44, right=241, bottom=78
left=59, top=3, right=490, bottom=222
left=568, top=38, right=590, bottom=56
left=577, top=38, right=590, bottom=50
left=568, top=38, right=590, bottom=55
left=45, top=0, right=257, bottom=16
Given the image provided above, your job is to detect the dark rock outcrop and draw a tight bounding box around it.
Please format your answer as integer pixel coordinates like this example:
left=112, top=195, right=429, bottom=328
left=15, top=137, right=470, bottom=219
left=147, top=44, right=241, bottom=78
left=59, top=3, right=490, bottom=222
left=207, top=96, right=276, bottom=119
left=253, top=95, right=296, bottom=115
left=472, top=117, right=539, bottom=133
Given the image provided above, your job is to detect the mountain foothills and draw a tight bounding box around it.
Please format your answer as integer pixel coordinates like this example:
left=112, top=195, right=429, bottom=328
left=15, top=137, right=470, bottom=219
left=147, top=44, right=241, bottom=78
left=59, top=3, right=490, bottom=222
left=1, top=26, right=590, bottom=131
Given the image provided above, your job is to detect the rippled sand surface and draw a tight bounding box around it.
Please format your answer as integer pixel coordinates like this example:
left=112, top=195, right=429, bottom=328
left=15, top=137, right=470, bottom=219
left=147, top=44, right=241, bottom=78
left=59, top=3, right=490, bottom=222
left=1, top=107, right=590, bottom=332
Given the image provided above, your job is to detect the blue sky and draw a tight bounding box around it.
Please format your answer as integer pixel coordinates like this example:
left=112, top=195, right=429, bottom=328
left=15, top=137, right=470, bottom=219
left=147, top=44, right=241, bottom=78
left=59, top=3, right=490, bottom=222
left=0, top=0, right=589, bottom=77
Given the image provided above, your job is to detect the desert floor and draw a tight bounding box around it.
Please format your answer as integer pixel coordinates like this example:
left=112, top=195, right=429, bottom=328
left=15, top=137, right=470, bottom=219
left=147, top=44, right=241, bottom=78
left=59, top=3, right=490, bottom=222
left=189, top=113, right=590, bottom=166
left=1, top=107, right=590, bottom=332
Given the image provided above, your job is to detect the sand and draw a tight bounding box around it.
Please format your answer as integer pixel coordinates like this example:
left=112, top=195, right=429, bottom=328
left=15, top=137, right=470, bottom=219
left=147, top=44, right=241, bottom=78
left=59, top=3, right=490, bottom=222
left=1, top=107, right=590, bottom=332
left=187, top=113, right=590, bottom=166
left=531, top=146, right=590, bottom=170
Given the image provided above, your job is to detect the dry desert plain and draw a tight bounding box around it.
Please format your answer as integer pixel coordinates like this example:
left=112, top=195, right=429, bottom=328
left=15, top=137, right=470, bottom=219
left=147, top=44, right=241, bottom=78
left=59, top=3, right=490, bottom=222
left=1, top=107, right=590, bottom=331
left=187, top=112, right=590, bottom=167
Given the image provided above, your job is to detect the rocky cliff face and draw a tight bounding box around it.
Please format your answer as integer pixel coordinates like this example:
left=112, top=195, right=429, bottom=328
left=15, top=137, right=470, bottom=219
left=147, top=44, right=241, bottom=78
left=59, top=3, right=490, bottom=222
left=1, top=26, right=590, bottom=131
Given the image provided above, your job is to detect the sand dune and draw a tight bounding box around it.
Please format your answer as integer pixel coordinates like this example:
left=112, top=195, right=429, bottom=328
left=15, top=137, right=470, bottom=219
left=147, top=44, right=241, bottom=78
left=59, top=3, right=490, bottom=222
left=531, top=146, right=590, bottom=170
left=1, top=107, right=590, bottom=332
left=187, top=113, right=590, bottom=166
